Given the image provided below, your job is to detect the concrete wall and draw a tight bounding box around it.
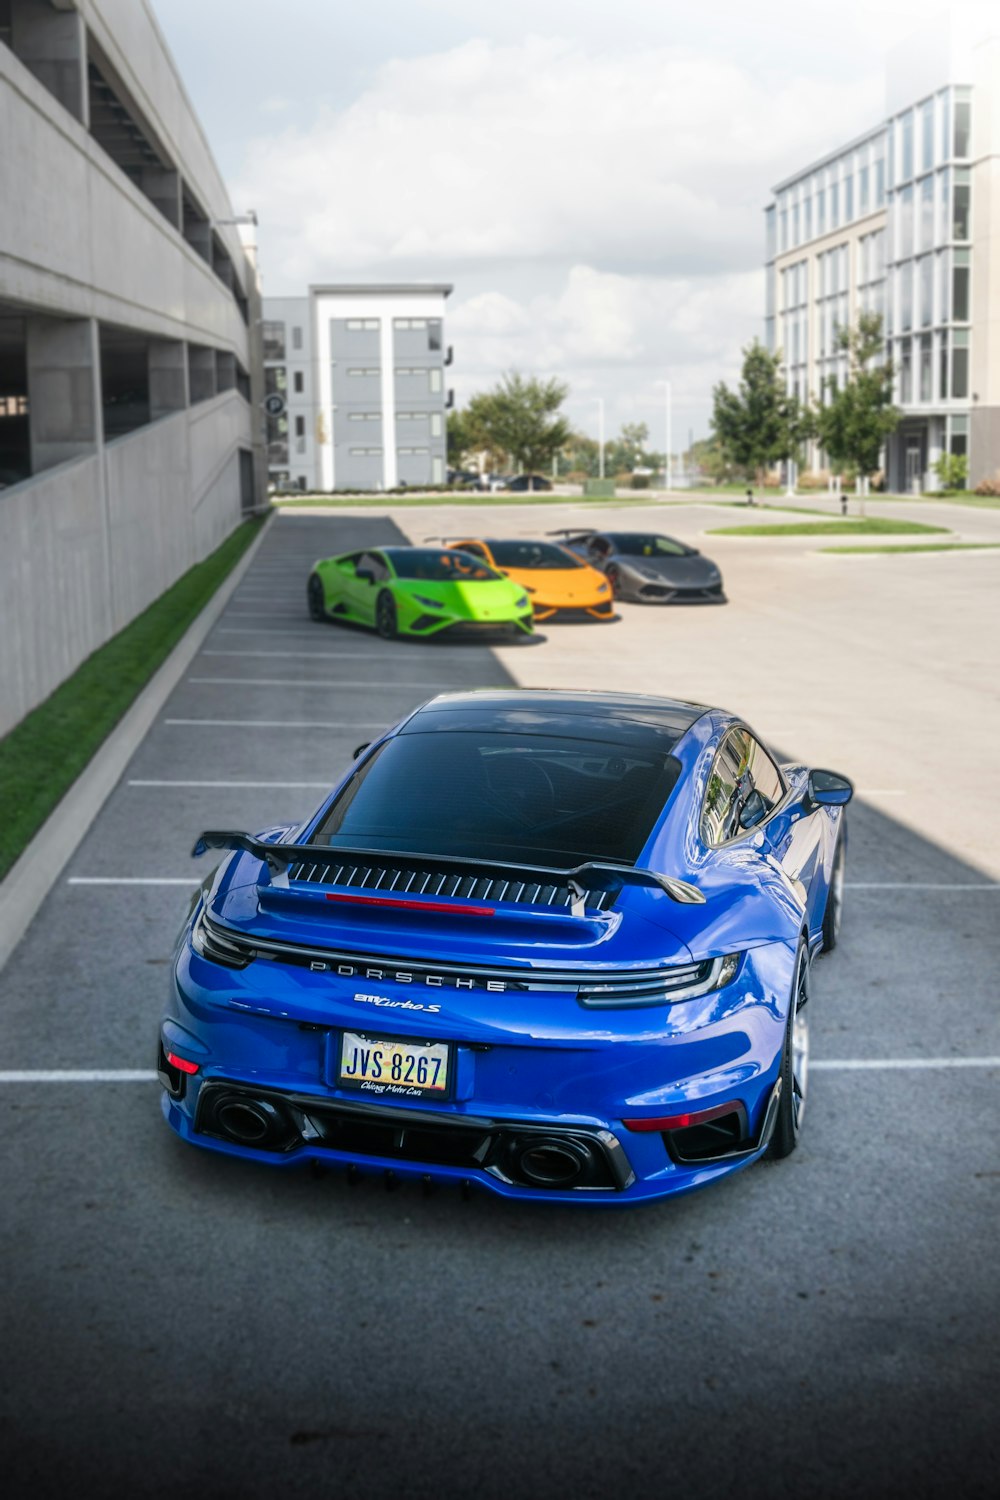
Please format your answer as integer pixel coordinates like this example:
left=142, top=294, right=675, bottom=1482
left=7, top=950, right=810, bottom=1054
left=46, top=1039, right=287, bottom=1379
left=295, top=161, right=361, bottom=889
left=0, top=391, right=251, bottom=737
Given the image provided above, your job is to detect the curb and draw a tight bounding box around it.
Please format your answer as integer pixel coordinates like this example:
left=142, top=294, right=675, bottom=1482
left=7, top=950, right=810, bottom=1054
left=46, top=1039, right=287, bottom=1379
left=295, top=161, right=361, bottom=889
left=0, top=514, right=274, bottom=977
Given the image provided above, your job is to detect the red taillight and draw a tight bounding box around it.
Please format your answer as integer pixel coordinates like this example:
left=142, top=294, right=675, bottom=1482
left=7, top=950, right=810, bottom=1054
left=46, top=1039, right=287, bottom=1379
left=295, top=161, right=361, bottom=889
left=166, top=1050, right=199, bottom=1076
left=623, top=1100, right=740, bottom=1132
left=324, top=893, right=495, bottom=916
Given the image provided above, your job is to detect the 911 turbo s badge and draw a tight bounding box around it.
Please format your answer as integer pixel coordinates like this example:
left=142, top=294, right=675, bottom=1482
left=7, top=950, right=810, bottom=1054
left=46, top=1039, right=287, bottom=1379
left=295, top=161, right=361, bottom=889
left=353, top=992, right=442, bottom=1014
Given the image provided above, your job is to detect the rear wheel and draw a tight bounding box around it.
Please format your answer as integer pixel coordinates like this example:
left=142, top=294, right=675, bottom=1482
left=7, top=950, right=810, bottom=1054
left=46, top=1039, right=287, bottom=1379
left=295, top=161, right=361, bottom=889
left=767, top=942, right=810, bottom=1160
left=376, top=590, right=398, bottom=640
left=820, top=830, right=846, bottom=953
left=307, top=573, right=326, bottom=621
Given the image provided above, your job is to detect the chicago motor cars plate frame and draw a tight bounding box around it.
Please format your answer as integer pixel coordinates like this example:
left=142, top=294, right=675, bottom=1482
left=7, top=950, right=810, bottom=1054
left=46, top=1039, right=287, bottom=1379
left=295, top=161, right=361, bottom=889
left=336, top=1030, right=453, bottom=1100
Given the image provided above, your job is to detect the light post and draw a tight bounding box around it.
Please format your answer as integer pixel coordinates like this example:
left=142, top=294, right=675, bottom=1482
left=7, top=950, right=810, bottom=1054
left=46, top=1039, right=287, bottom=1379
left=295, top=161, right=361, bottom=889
left=655, top=379, right=672, bottom=491
left=596, top=396, right=605, bottom=479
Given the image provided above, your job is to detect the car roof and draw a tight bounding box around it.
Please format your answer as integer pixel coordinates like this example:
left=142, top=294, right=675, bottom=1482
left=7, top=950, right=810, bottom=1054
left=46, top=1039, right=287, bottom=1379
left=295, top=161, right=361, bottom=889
left=399, top=689, right=710, bottom=750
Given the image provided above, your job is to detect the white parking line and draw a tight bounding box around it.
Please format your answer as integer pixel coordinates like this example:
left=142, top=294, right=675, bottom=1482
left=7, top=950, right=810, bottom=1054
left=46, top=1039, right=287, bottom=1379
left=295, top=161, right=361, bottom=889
left=67, top=877, right=200, bottom=886
left=0, top=1070, right=158, bottom=1082
left=200, top=650, right=415, bottom=660
left=0, top=1060, right=996, bottom=1084
left=812, top=1058, right=1000, bottom=1070
left=163, top=718, right=390, bottom=729
left=128, top=779, right=330, bottom=788
left=845, top=882, right=1000, bottom=890
left=187, top=677, right=450, bottom=689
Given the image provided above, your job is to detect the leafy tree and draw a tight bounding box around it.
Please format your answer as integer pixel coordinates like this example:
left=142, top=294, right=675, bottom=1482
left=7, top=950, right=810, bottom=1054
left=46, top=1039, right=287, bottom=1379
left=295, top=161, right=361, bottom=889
left=603, top=421, right=663, bottom=476
left=446, top=409, right=475, bottom=467
left=933, top=451, right=967, bottom=490
left=712, top=340, right=813, bottom=484
left=688, top=436, right=732, bottom=484
left=464, top=372, right=571, bottom=475
left=816, top=313, right=899, bottom=480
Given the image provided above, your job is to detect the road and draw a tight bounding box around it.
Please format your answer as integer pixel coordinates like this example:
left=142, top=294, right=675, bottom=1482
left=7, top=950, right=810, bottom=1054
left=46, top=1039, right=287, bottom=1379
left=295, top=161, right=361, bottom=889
left=1, top=508, right=997, bottom=1499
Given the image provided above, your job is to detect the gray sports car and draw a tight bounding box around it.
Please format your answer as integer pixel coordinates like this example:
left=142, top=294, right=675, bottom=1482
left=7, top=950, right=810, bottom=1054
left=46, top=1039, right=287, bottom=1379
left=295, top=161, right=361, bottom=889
left=552, top=530, right=726, bottom=605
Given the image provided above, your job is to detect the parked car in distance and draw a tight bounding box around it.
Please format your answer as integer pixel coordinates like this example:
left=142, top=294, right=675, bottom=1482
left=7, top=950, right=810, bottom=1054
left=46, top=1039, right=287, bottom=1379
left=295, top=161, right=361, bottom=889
left=552, top=529, right=726, bottom=604
left=444, top=537, right=615, bottom=622
left=503, top=474, right=553, bottom=492
left=306, top=546, right=534, bottom=639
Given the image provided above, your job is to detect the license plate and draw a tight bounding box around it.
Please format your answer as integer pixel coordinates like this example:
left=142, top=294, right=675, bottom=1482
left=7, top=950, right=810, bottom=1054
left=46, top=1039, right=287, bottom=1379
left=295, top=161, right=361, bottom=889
left=338, top=1031, right=451, bottom=1099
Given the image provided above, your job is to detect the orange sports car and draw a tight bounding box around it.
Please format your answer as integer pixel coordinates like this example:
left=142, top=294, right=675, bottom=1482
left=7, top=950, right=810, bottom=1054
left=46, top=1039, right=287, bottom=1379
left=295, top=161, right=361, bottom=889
left=444, top=538, right=616, bottom=622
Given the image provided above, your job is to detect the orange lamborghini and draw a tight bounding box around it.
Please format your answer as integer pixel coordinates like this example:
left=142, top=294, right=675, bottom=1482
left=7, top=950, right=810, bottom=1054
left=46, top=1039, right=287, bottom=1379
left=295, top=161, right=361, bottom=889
left=444, top=538, right=616, bottom=622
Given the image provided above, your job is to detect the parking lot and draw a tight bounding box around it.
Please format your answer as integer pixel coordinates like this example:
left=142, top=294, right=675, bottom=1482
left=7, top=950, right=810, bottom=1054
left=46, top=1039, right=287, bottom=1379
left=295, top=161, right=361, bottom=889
left=1, top=503, right=998, bottom=1498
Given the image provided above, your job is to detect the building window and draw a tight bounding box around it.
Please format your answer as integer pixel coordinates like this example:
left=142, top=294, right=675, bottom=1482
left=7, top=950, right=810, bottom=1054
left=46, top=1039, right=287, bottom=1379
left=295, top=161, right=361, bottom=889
left=900, top=110, right=914, bottom=181
left=917, top=256, right=932, bottom=327
left=897, top=185, right=914, bottom=261
left=349, top=446, right=383, bottom=456
left=429, top=368, right=442, bottom=394
left=292, top=326, right=303, bottom=350
left=899, top=340, right=912, bottom=402
left=295, top=416, right=305, bottom=437
left=293, top=371, right=304, bottom=393
left=940, top=90, right=951, bottom=163
left=919, top=333, right=932, bottom=402
left=347, top=368, right=379, bottom=377
left=920, top=98, right=934, bottom=172
left=951, top=329, right=969, bottom=398
left=263, top=321, right=285, bottom=361
left=859, top=165, right=870, bottom=214
left=953, top=173, right=970, bottom=240
left=900, top=263, right=913, bottom=332
left=348, top=412, right=380, bottom=422
left=430, top=412, right=442, bottom=438
left=875, top=158, right=885, bottom=207
left=394, top=318, right=427, bottom=331
left=297, top=475, right=307, bottom=490
left=953, top=97, right=971, bottom=158
left=265, top=366, right=287, bottom=395
left=918, top=176, right=933, bottom=253
left=939, top=332, right=948, bottom=399
left=428, top=321, right=442, bottom=352
left=953, top=250, right=970, bottom=321
left=346, top=319, right=379, bottom=331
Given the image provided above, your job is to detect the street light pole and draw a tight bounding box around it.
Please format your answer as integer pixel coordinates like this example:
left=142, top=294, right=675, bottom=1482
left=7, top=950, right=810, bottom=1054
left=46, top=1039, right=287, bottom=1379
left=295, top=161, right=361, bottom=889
left=655, top=379, right=672, bottom=491
left=597, top=397, right=605, bottom=479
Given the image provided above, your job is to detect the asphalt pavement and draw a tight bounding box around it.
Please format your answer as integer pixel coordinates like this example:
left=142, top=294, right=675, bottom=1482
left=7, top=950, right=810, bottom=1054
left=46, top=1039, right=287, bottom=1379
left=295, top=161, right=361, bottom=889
left=0, top=512, right=996, bottom=1499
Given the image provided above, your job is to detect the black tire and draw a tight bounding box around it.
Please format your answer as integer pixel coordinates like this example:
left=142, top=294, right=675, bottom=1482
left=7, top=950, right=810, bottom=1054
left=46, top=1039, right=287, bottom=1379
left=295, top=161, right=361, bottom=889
left=767, top=941, right=810, bottom=1160
left=376, top=590, right=398, bottom=640
left=820, top=829, right=846, bottom=953
left=307, top=573, right=326, bottom=622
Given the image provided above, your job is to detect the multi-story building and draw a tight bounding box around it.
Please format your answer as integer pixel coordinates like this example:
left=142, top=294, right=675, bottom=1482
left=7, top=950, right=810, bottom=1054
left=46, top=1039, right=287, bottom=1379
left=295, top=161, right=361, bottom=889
left=0, top=0, right=264, bottom=736
left=765, top=28, right=999, bottom=491
left=263, top=285, right=452, bottom=492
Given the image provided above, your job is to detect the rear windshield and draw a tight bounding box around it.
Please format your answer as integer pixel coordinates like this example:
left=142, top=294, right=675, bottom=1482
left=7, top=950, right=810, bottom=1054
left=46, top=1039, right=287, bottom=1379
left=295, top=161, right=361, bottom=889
left=390, top=549, right=499, bottom=582
left=487, top=541, right=584, bottom=570
left=311, top=731, right=682, bottom=867
left=610, top=534, right=690, bottom=558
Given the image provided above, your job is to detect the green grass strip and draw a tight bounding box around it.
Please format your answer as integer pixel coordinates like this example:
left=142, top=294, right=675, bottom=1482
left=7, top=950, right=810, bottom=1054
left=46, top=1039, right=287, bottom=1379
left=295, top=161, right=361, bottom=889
left=0, top=516, right=266, bottom=882
left=820, top=542, right=1000, bottom=555
left=707, top=517, right=950, bottom=537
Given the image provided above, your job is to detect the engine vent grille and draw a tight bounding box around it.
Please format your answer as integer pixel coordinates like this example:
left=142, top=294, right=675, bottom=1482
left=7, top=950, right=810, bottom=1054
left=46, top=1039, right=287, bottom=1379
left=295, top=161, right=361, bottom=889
left=286, top=859, right=615, bottom=913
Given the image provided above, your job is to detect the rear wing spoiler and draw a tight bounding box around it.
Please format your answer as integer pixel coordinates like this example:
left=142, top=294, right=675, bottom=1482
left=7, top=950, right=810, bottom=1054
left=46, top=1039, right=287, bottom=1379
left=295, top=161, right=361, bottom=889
left=192, top=831, right=705, bottom=910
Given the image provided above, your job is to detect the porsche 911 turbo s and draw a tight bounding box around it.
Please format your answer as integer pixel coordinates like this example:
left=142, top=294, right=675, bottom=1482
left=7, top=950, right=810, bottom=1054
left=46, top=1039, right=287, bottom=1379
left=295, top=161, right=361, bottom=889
left=161, top=690, right=851, bottom=1205
left=552, top=530, right=726, bottom=604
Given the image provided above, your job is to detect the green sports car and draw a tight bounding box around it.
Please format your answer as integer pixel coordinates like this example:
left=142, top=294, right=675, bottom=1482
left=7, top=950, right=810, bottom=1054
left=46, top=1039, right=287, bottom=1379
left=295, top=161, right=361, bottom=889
left=307, top=546, right=536, bottom=639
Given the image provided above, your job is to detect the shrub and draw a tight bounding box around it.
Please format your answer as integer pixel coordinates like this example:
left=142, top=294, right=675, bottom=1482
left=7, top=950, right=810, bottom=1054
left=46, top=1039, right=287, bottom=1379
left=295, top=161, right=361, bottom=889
left=974, top=471, right=1000, bottom=496
left=630, top=473, right=650, bottom=489
left=935, top=452, right=968, bottom=490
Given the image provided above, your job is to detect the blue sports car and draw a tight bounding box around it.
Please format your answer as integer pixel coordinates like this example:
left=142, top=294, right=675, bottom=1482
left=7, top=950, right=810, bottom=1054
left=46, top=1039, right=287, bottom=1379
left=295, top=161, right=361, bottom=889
left=160, top=690, right=852, bottom=1205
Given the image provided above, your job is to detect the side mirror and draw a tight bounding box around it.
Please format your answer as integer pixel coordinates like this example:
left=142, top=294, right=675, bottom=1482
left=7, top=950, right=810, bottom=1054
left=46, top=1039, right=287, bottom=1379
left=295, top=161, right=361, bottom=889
left=352, top=742, right=371, bottom=760
left=356, top=568, right=375, bottom=585
left=808, top=769, right=853, bottom=807
left=738, top=788, right=768, bottom=830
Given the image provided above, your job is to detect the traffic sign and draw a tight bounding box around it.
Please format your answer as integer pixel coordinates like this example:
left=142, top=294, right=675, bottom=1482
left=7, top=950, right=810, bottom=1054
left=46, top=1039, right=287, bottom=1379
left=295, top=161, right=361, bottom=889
left=263, top=392, right=286, bottom=417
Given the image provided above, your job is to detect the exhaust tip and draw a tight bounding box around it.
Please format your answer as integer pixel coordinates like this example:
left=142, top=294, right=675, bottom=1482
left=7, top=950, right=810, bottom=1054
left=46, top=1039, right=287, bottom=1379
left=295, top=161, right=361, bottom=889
left=513, top=1138, right=592, bottom=1188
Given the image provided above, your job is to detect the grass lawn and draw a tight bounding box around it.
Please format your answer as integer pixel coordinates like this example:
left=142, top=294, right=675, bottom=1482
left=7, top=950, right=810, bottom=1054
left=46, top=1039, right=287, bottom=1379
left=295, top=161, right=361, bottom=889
left=707, top=517, right=951, bottom=537
left=0, top=516, right=266, bottom=882
left=820, top=542, right=1000, bottom=554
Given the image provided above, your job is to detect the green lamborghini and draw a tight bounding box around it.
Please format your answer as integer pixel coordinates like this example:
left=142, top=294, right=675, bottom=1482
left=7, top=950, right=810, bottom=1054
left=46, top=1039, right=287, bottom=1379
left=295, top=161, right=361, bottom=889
left=307, top=546, right=536, bottom=639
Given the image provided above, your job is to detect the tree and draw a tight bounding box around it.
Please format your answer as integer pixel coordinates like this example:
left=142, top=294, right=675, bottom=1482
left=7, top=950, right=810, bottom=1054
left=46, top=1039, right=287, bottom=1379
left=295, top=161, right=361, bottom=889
left=603, top=421, right=662, bottom=476
left=712, top=340, right=813, bottom=483
left=446, top=408, right=475, bottom=467
left=464, top=372, right=571, bottom=475
left=933, top=451, right=967, bottom=491
left=816, top=313, right=899, bottom=481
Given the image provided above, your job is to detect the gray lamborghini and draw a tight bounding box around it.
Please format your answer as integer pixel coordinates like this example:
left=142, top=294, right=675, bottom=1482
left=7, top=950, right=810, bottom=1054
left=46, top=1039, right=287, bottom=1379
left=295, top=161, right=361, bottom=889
left=552, top=530, right=727, bottom=605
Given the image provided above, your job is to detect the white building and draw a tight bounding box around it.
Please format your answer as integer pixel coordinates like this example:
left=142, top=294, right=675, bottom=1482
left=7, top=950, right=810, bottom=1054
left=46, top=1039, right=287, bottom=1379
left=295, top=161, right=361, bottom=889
left=0, top=0, right=264, bottom=736
left=262, top=285, right=452, bottom=492
left=765, top=25, right=999, bottom=491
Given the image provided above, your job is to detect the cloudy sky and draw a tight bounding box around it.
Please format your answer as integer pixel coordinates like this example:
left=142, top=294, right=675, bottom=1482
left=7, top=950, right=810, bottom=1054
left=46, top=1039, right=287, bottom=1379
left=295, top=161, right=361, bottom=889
left=153, top=0, right=952, bottom=446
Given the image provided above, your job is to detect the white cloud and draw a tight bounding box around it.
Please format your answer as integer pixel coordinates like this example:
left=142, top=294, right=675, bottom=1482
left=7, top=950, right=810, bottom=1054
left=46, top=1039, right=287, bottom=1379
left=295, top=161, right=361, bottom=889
left=234, top=33, right=884, bottom=434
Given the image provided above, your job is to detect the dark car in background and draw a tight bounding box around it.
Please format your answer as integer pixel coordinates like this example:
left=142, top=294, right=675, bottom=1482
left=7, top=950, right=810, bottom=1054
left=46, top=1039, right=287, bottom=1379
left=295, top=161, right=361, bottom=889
left=552, top=530, right=726, bottom=604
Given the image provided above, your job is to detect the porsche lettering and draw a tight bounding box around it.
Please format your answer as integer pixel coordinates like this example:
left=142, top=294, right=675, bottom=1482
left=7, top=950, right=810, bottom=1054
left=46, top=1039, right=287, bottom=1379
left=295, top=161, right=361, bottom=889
left=307, top=959, right=508, bottom=991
